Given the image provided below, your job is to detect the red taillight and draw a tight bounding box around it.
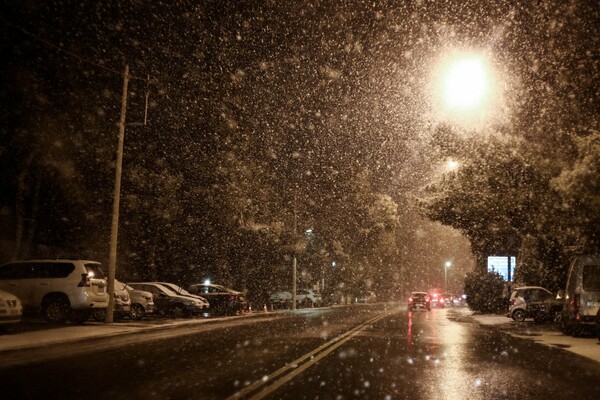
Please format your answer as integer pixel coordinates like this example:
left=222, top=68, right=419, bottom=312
left=408, top=297, right=413, bottom=303
left=78, top=273, right=90, bottom=287
left=229, top=295, right=237, bottom=301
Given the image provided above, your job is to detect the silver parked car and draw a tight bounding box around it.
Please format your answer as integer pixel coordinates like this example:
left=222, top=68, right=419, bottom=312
left=129, top=282, right=204, bottom=317
left=157, top=282, right=209, bottom=310
left=508, top=286, right=559, bottom=322
left=124, top=283, right=154, bottom=320
left=92, top=279, right=132, bottom=321
left=0, top=289, right=23, bottom=331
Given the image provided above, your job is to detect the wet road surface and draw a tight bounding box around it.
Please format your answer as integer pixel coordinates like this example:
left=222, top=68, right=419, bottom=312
left=1, top=304, right=598, bottom=399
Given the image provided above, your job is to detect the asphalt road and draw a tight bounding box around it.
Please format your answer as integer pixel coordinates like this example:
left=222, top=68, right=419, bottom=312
left=1, top=304, right=599, bottom=399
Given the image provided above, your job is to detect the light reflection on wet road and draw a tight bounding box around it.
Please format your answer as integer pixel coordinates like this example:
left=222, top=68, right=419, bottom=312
left=1, top=304, right=599, bottom=399
left=272, top=307, right=600, bottom=400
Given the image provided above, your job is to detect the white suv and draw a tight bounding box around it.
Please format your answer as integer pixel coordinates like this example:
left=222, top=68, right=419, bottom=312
left=0, top=259, right=109, bottom=323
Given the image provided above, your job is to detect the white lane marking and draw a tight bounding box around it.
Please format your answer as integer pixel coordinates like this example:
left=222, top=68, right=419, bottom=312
left=226, top=312, right=390, bottom=400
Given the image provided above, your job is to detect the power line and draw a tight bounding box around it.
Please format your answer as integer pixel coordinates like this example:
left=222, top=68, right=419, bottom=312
left=0, top=14, right=149, bottom=82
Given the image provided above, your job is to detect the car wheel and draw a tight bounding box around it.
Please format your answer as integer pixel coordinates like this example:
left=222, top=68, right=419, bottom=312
left=71, top=310, right=91, bottom=324
left=92, top=309, right=106, bottom=322
left=596, top=311, right=600, bottom=342
left=301, top=299, right=313, bottom=308
left=560, top=317, right=572, bottom=335
left=130, top=304, right=145, bottom=320
left=512, top=309, right=527, bottom=322
left=171, top=304, right=186, bottom=318
left=44, top=297, right=71, bottom=324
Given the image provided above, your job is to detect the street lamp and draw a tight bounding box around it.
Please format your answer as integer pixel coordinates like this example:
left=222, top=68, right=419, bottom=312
left=431, top=49, right=500, bottom=128
left=446, top=160, right=459, bottom=171
left=444, top=261, right=452, bottom=292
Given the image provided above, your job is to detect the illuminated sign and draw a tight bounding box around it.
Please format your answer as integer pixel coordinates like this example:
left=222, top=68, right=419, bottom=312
left=487, top=256, right=516, bottom=281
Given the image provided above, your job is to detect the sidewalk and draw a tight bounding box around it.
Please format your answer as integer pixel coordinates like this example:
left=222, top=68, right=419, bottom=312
left=0, top=311, right=275, bottom=353
left=447, top=307, right=600, bottom=363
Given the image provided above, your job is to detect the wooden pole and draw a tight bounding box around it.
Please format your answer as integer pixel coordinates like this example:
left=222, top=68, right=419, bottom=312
left=106, top=64, right=129, bottom=323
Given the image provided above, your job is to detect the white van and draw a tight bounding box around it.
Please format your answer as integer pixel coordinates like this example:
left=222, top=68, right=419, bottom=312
left=0, top=259, right=109, bottom=323
left=561, top=255, right=600, bottom=335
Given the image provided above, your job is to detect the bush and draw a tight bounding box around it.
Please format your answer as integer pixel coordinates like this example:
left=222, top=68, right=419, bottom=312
left=464, top=270, right=507, bottom=313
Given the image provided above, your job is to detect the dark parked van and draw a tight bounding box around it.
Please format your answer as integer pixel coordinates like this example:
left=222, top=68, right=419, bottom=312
left=561, top=255, right=600, bottom=335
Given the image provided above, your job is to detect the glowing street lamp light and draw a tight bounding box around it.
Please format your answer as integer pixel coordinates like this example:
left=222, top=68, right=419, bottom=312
left=444, top=261, right=452, bottom=292
left=446, top=160, right=459, bottom=171
left=431, top=50, right=500, bottom=128
left=442, top=57, right=489, bottom=111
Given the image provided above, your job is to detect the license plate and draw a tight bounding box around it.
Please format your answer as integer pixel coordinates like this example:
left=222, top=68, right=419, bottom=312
left=586, top=301, right=600, bottom=306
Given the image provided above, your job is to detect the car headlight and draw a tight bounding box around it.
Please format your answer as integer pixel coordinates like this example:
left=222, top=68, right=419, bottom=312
left=184, top=300, right=196, bottom=306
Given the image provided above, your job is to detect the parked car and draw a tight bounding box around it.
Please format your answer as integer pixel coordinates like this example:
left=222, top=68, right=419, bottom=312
left=0, top=289, right=23, bottom=331
left=297, top=289, right=322, bottom=307
left=269, top=291, right=293, bottom=308
left=123, top=283, right=154, bottom=320
left=508, top=286, right=561, bottom=322
left=561, top=255, right=600, bottom=335
left=355, top=291, right=377, bottom=304
left=128, top=282, right=203, bottom=317
left=0, top=259, right=109, bottom=323
left=91, top=279, right=131, bottom=321
left=408, top=292, right=431, bottom=311
left=269, top=289, right=322, bottom=308
left=188, top=283, right=247, bottom=315
left=157, top=282, right=210, bottom=310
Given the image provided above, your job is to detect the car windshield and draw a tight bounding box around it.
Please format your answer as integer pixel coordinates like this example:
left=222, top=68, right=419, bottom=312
left=162, top=283, right=190, bottom=295
left=583, top=265, right=600, bottom=290
left=2, top=2, right=599, bottom=399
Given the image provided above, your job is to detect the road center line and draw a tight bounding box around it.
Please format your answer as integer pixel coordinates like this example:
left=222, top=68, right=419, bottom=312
left=226, top=312, right=389, bottom=400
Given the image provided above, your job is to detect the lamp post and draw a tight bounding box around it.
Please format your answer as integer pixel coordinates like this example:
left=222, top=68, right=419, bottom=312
left=444, top=261, right=452, bottom=292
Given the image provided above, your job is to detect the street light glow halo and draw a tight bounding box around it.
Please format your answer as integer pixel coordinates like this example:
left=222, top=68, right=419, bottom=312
left=443, top=57, right=488, bottom=109
left=430, top=49, right=501, bottom=129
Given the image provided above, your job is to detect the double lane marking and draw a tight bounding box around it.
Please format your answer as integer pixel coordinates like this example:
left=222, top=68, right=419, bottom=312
left=226, top=312, right=389, bottom=400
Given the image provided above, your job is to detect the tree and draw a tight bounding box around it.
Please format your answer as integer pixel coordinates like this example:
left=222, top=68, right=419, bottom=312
left=463, top=270, right=506, bottom=313
left=552, top=131, right=600, bottom=253
left=418, top=127, right=558, bottom=270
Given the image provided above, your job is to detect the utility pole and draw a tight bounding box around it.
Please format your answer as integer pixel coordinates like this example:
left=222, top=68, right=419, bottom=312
left=106, top=64, right=129, bottom=323
left=292, top=191, right=297, bottom=310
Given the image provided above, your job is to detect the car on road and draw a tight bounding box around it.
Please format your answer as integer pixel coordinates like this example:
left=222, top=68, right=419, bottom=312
left=428, top=291, right=444, bottom=308
left=92, top=279, right=132, bottom=321
left=0, top=259, right=109, bottom=323
left=157, top=282, right=210, bottom=311
left=408, top=292, right=431, bottom=311
left=508, top=286, right=561, bottom=322
left=440, top=293, right=454, bottom=307
left=0, top=289, right=23, bottom=331
left=128, top=282, right=204, bottom=317
left=188, top=283, right=247, bottom=315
